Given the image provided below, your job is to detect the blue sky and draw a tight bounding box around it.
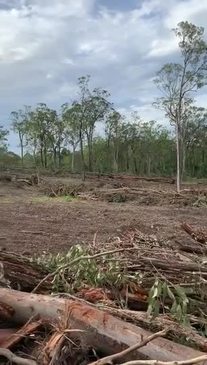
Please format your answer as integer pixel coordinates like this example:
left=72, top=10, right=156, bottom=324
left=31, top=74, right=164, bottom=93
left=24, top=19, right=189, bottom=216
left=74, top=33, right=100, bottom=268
left=0, top=0, right=207, bottom=152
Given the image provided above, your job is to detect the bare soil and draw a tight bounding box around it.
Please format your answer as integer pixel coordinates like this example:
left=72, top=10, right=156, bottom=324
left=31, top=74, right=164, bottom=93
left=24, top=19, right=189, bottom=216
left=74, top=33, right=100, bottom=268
left=0, top=175, right=207, bottom=256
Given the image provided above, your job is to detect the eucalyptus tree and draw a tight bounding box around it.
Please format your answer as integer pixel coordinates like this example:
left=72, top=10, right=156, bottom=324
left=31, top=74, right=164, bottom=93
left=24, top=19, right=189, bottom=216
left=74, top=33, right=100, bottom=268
left=155, top=21, right=207, bottom=191
left=78, top=76, right=112, bottom=171
left=11, top=106, right=31, bottom=166
left=61, top=103, right=80, bottom=172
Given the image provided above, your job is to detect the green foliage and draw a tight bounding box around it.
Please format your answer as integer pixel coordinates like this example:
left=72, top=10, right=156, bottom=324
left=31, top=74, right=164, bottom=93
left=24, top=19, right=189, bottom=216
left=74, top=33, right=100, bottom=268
left=5, top=33, right=207, bottom=180
left=154, top=21, right=207, bottom=190
left=33, top=245, right=127, bottom=293
left=147, top=279, right=189, bottom=325
left=0, top=126, right=9, bottom=150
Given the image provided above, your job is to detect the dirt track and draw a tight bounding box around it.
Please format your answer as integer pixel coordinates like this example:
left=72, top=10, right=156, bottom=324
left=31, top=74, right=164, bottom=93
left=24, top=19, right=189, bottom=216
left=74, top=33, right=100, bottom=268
left=0, top=179, right=207, bottom=255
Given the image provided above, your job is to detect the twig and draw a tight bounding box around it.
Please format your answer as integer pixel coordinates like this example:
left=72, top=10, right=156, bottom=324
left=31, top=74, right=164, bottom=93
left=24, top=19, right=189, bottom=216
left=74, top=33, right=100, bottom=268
left=32, top=247, right=140, bottom=293
left=119, top=355, right=207, bottom=365
left=0, top=348, right=37, bottom=365
left=89, top=329, right=167, bottom=365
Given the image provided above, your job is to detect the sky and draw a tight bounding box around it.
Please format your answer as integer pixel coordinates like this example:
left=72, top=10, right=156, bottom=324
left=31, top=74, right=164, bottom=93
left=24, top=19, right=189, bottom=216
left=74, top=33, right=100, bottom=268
left=0, top=0, right=207, bottom=152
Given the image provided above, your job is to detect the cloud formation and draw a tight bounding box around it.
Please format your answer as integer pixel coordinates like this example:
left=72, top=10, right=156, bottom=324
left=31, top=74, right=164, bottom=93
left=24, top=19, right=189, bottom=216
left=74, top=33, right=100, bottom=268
left=0, top=0, right=207, bottom=150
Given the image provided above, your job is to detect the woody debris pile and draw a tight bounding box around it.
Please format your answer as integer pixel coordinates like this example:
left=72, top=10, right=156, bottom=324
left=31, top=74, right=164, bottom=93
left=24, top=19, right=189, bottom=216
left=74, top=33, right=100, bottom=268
left=0, top=223, right=207, bottom=364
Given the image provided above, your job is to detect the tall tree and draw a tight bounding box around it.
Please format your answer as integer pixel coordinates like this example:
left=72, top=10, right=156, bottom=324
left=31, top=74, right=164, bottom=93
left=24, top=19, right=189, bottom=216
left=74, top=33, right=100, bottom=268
left=105, top=111, right=123, bottom=172
left=154, top=21, right=207, bottom=192
left=182, top=106, right=207, bottom=178
left=28, top=104, right=57, bottom=168
left=11, top=106, right=31, bottom=166
left=61, top=103, right=80, bottom=172
left=78, top=76, right=111, bottom=172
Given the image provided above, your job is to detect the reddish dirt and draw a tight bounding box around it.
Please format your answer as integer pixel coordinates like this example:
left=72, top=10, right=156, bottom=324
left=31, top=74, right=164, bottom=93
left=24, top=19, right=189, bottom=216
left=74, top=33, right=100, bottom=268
left=0, top=178, right=207, bottom=256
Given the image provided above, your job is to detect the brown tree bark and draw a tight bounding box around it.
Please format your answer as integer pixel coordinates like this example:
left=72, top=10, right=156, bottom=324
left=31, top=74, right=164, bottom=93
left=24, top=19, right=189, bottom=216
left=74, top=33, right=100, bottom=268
left=0, top=289, right=206, bottom=363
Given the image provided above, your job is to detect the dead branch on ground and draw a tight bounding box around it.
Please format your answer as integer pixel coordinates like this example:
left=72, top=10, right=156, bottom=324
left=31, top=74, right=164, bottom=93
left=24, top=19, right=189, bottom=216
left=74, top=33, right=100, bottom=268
left=118, top=356, right=207, bottom=365
left=0, top=348, right=37, bottom=365
left=89, top=329, right=167, bottom=365
left=32, top=247, right=141, bottom=293
left=181, top=223, right=207, bottom=244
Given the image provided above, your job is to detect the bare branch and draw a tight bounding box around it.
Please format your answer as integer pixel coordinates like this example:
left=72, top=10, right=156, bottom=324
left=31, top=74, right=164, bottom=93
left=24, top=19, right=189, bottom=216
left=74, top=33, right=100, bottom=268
left=0, top=348, right=37, bottom=365
left=119, top=355, right=207, bottom=365
left=89, top=329, right=167, bottom=365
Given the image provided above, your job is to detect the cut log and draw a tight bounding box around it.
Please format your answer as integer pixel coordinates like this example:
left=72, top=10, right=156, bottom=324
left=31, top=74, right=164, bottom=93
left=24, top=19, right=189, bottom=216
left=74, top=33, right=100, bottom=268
left=127, top=257, right=207, bottom=275
left=0, top=329, right=17, bottom=346
left=0, top=319, right=43, bottom=349
left=0, top=289, right=206, bottom=363
left=102, top=308, right=207, bottom=352
left=0, top=251, right=51, bottom=292
left=0, top=302, right=14, bottom=321
left=181, top=223, right=207, bottom=244
left=177, top=240, right=207, bottom=254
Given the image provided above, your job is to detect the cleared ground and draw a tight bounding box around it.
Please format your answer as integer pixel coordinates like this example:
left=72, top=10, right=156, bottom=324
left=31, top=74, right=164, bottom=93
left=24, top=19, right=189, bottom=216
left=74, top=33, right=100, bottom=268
left=0, top=174, right=206, bottom=256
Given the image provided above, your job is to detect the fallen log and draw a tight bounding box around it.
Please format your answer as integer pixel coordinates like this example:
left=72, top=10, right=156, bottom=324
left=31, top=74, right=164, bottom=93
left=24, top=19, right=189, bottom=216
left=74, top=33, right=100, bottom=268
left=101, top=308, right=207, bottom=352
left=177, top=240, right=207, bottom=254
left=181, top=223, right=207, bottom=244
left=84, top=173, right=175, bottom=184
left=0, top=329, right=17, bottom=346
left=127, top=257, right=207, bottom=275
left=0, top=289, right=206, bottom=363
left=0, top=251, right=51, bottom=292
left=0, top=301, right=14, bottom=321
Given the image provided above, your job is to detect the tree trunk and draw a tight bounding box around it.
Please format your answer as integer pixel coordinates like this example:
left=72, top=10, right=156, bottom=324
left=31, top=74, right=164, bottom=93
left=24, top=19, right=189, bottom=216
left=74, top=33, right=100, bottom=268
left=0, top=289, right=205, bottom=362
left=126, top=146, right=130, bottom=171
left=181, top=144, right=186, bottom=181
left=53, top=148, right=57, bottom=168
left=40, top=147, right=44, bottom=167
left=43, top=146, right=47, bottom=168
left=113, top=141, right=118, bottom=173
left=107, top=137, right=111, bottom=172
left=33, top=148, right=37, bottom=167
left=0, top=252, right=51, bottom=292
left=113, top=151, right=118, bottom=173
left=79, top=127, right=85, bottom=181
left=176, top=125, right=181, bottom=193
left=58, top=145, right=61, bottom=168
left=133, top=156, right=138, bottom=174
left=86, top=133, right=93, bottom=172
left=88, top=145, right=93, bottom=172
left=71, top=146, right=75, bottom=173
left=147, top=156, right=151, bottom=176
left=19, top=133, right=24, bottom=167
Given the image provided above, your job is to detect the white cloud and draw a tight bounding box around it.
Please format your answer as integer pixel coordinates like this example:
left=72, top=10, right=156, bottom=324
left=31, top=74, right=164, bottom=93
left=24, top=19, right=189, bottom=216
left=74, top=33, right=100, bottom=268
left=0, top=0, right=206, bottom=150
left=166, top=0, right=207, bottom=28
left=118, top=104, right=167, bottom=126
left=147, top=37, right=178, bottom=57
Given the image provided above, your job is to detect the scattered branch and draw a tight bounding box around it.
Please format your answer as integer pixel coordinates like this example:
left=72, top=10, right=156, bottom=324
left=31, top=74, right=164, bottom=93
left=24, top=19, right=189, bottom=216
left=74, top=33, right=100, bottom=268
left=89, top=329, right=167, bottom=365
left=181, top=223, right=207, bottom=244
left=0, top=348, right=37, bottom=365
left=32, top=247, right=140, bottom=293
left=119, top=355, right=207, bottom=365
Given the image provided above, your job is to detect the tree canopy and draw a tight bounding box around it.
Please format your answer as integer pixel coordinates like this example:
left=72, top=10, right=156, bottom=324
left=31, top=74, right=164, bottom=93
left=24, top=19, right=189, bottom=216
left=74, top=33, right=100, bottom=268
left=1, top=21, right=207, bottom=183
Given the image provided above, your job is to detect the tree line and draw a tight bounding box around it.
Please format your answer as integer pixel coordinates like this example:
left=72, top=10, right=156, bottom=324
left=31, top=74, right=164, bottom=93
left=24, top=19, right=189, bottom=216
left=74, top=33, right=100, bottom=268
left=0, top=21, right=207, bottom=191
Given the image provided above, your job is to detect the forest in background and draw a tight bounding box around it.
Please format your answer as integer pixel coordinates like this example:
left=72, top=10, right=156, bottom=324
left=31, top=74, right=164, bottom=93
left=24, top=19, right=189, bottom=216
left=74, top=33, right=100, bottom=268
left=0, top=21, right=207, bottom=187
